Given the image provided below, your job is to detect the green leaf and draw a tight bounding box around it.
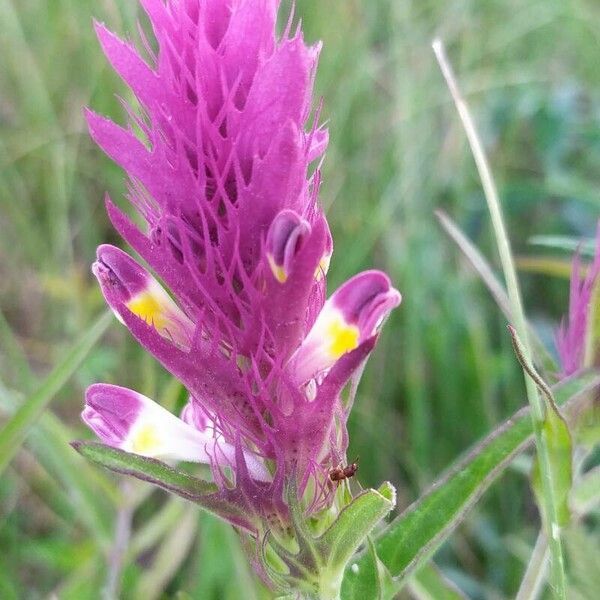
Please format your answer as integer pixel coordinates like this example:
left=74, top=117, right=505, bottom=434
left=529, top=235, right=596, bottom=258
left=317, top=482, right=396, bottom=574
left=342, top=537, right=396, bottom=600
left=341, top=371, right=600, bottom=593
left=515, top=255, right=574, bottom=279
left=0, top=311, right=112, bottom=477
left=72, top=441, right=252, bottom=531
left=271, top=481, right=396, bottom=599
left=0, top=382, right=115, bottom=549
left=72, top=441, right=218, bottom=497
left=531, top=407, right=573, bottom=528
left=509, top=323, right=573, bottom=583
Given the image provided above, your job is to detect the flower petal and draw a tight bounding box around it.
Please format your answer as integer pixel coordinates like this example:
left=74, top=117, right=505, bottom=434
left=83, top=384, right=270, bottom=482
left=93, top=244, right=194, bottom=349
left=290, top=270, right=401, bottom=383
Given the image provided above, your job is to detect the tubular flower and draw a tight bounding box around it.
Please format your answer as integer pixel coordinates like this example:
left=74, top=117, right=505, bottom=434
left=81, top=0, right=401, bottom=587
left=556, top=223, right=600, bottom=377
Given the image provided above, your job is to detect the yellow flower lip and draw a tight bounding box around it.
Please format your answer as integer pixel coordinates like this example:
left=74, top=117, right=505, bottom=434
left=290, top=270, right=401, bottom=384
left=124, top=280, right=194, bottom=349
left=94, top=245, right=194, bottom=349
left=267, top=253, right=289, bottom=283
left=325, top=314, right=360, bottom=358
left=131, top=422, right=162, bottom=453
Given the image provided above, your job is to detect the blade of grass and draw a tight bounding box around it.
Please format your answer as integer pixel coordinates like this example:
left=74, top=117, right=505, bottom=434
left=515, top=257, right=573, bottom=279
left=433, top=39, right=568, bottom=599
left=515, top=533, right=549, bottom=600
left=0, top=383, right=117, bottom=547
left=0, top=320, right=119, bottom=502
left=435, top=210, right=556, bottom=373
left=0, top=310, right=112, bottom=476
left=132, top=506, right=198, bottom=600
left=529, top=236, right=595, bottom=257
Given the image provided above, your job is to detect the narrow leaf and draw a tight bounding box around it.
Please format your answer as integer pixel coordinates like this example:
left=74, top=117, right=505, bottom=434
left=435, top=210, right=555, bottom=372
left=342, top=371, right=599, bottom=592
left=531, top=409, right=573, bottom=528
left=509, top=326, right=573, bottom=527
left=72, top=441, right=218, bottom=498
left=342, top=537, right=396, bottom=600
left=514, top=256, right=574, bottom=279
left=0, top=311, right=112, bottom=476
left=529, top=235, right=595, bottom=257
left=72, top=441, right=253, bottom=531
left=317, top=482, right=396, bottom=573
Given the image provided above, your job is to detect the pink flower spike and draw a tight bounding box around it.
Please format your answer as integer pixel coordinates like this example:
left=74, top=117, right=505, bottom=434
left=290, top=270, right=401, bottom=383
left=83, top=0, right=402, bottom=536
left=556, top=223, right=600, bottom=377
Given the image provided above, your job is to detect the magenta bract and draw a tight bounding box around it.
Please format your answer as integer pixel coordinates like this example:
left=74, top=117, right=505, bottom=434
left=557, top=224, right=600, bottom=377
left=84, top=0, right=401, bottom=529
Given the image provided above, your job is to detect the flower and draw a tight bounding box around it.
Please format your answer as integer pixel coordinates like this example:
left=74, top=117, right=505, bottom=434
left=556, top=223, right=600, bottom=377
left=83, top=0, right=400, bottom=539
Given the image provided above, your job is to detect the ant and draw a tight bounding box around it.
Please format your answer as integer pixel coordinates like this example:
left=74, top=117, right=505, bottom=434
left=329, top=457, right=359, bottom=483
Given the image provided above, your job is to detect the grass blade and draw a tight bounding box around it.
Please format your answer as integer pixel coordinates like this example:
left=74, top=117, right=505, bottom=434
left=433, top=39, right=569, bottom=598
left=435, top=210, right=556, bottom=373
left=515, top=533, right=549, bottom=600
left=0, top=311, right=112, bottom=476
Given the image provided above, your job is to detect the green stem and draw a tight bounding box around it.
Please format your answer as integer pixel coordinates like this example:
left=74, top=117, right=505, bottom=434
left=432, top=39, right=568, bottom=599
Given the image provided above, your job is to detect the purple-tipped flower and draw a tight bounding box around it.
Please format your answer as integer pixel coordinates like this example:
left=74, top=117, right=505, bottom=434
left=83, top=0, right=400, bottom=537
left=556, top=223, right=600, bottom=377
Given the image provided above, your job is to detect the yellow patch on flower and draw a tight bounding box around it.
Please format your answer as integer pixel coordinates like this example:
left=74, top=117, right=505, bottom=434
left=267, top=254, right=288, bottom=283
left=132, top=423, right=161, bottom=454
left=315, top=253, right=331, bottom=281
left=326, top=316, right=360, bottom=358
left=126, top=291, right=169, bottom=331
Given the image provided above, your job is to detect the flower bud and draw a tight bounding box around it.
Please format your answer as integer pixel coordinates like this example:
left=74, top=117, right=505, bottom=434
left=93, top=244, right=194, bottom=349
left=265, top=210, right=311, bottom=283
left=291, top=271, right=401, bottom=383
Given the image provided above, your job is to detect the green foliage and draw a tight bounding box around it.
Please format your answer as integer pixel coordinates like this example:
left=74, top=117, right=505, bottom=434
left=0, top=311, right=112, bottom=476
left=341, top=372, right=599, bottom=597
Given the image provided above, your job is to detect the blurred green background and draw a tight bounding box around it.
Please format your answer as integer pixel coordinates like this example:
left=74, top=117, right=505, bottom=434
left=1, top=0, right=599, bottom=598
